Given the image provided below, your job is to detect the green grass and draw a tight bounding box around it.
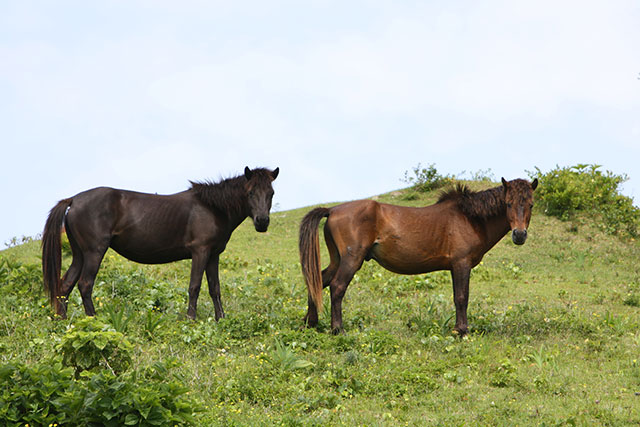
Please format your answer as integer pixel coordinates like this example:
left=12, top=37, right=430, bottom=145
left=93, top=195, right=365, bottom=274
left=1, top=183, right=640, bottom=425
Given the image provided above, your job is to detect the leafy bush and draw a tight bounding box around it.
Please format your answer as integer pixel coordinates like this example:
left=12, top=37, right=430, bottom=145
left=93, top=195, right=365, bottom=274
left=56, top=317, right=133, bottom=377
left=402, top=163, right=454, bottom=193
left=0, top=361, right=73, bottom=426
left=1, top=259, right=41, bottom=294
left=0, top=317, right=199, bottom=426
left=529, top=164, right=639, bottom=237
left=0, top=360, right=198, bottom=426
left=0, top=259, right=48, bottom=316
left=62, top=362, right=197, bottom=426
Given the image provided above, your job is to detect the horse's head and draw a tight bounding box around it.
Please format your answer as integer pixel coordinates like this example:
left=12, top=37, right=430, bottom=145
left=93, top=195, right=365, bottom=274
left=502, top=177, right=538, bottom=245
left=244, top=166, right=279, bottom=232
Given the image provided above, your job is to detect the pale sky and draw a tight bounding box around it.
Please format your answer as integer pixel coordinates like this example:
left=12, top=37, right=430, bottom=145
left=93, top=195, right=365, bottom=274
left=1, top=1, right=639, bottom=245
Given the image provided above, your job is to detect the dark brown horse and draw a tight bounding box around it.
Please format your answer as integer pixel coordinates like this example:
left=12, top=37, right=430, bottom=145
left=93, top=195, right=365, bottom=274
left=299, top=177, right=537, bottom=336
left=42, top=167, right=279, bottom=320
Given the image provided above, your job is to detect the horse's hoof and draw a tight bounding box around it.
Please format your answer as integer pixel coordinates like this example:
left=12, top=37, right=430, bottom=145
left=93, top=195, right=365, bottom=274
left=453, top=328, right=468, bottom=338
left=303, top=315, right=319, bottom=328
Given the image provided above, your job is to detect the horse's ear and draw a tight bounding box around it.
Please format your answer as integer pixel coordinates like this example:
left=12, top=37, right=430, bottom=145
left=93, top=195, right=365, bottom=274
left=501, top=177, right=508, bottom=188
left=244, top=166, right=253, bottom=180
left=271, top=167, right=279, bottom=180
left=531, top=178, right=538, bottom=191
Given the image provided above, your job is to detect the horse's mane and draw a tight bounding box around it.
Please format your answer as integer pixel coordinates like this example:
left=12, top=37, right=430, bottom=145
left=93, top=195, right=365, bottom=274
left=189, top=168, right=274, bottom=217
left=437, top=183, right=505, bottom=219
left=190, top=175, right=248, bottom=216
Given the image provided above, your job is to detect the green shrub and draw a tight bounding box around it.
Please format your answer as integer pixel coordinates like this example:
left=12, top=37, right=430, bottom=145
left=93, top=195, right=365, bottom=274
left=0, top=359, right=198, bottom=426
left=1, top=318, right=198, bottom=426
left=56, top=317, right=133, bottom=377
left=402, top=163, right=454, bottom=193
left=529, top=164, right=639, bottom=237
left=0, top=361, right=73, bottom=426
left=61, top=362, right=198, bottom=426
left=1, top=259, right=41, bottom=296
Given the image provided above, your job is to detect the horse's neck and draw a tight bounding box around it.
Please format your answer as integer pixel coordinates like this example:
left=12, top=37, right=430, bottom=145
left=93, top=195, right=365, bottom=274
left=227, top=196, right=251, bottom=230
left=481, top=214, right=511, bottom=249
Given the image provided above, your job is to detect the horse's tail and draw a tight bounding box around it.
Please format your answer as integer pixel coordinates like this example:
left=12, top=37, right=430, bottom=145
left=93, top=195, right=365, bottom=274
left=299, top=207, right=331, bottom=317
left=42, top=198, right=72, bottom=309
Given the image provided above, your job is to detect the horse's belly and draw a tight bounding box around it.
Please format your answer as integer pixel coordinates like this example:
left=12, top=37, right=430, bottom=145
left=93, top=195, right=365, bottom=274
left=110, top=240, right=191, bottom=264
left=370, top=244, right=449, bottom=274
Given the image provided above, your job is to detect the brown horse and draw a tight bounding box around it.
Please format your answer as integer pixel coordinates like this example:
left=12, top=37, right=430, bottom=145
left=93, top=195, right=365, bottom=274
left=299, top=177, right=537, bottom=336
left=42, top=167, right=279, bottom=320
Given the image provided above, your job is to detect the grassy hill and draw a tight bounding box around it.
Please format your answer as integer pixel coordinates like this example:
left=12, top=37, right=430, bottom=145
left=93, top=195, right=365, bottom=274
left=1, top=182, right=640, bottom=425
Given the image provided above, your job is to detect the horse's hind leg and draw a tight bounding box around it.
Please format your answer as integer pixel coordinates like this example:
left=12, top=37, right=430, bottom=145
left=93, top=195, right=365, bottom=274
left=329, top=255, right=364, bottom=334
left=76, top=250, right=107, bottom=316
left=57, top=257, right=82, bottom=317
left=304, top=265, right=336, bottom=327
left=321, top=225, right=340, bottom=287
left=56, top=233, right=84, bottom=317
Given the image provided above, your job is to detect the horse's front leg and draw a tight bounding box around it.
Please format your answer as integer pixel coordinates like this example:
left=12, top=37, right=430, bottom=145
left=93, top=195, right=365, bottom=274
left=450, top=263, right=471, bottom=337
left=205, top=254, right=225, bottom=321
left=187, top=251, right=209, bottom=320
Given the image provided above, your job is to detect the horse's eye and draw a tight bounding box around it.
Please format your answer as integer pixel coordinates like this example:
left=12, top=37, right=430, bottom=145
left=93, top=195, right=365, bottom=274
left=506, top=203, right=512, bottom=208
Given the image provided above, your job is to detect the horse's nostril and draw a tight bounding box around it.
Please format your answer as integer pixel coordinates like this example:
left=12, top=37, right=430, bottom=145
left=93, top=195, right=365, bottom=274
left=512, top=229, right=528, bottom=245
left=254, top=216, right=270, bottom=231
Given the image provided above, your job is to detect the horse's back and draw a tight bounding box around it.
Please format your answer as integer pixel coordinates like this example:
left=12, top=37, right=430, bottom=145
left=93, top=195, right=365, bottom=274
left=326, top=198, right=458, bottom=235
left=67, top=187, right=189, bottom=223
left=69, top=186, right=193, bottom=218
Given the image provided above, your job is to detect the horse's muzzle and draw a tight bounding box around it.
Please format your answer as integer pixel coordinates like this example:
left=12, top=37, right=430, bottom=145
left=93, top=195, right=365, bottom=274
left=512, top=229, right=527, bottom=245
left=254, top=216, right=270, bottom=232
